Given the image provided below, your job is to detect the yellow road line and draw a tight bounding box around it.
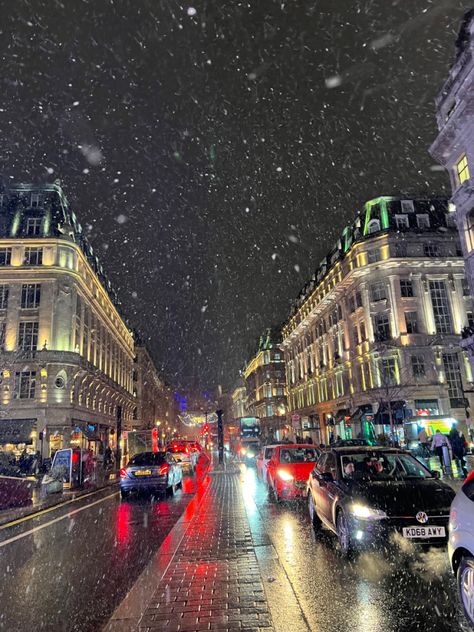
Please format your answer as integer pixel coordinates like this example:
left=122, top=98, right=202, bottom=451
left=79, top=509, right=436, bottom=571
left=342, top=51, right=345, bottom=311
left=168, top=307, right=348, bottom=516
left=0, top=485, right=117, bottom=531
left=0, top=491, right=119, bottom=548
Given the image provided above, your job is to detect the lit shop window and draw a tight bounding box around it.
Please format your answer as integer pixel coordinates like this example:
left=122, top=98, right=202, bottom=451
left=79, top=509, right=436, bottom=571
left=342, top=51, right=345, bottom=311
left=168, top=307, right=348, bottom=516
left=456, top=154, right=470, bottom=185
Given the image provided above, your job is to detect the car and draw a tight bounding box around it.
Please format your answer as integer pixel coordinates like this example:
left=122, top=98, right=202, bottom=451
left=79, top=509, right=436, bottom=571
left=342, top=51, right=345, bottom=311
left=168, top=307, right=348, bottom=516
left=266, top=444, right=320, bottom=501
left=331, top=439, right=372, bottom=447
left=240, top=440, right=261, bottom=464
left=307, top=446, right=455, bottom=555
left=256, top=445, right=279, bottom=481
left=166, top=441, right=200, bottom=473
left=120, top=451, right=183, bottom=498
left=448, top=470, right=474, bottom=629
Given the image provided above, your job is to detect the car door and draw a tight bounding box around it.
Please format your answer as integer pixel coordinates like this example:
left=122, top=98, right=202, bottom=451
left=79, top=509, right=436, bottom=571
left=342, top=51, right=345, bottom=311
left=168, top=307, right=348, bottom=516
left=266, top=449, right=279, bottom=488
left=262, top=447, right=274, bottom=482
left=318, top=452, right=338, bottom=526
left=309, top=453, right=328, bottom=519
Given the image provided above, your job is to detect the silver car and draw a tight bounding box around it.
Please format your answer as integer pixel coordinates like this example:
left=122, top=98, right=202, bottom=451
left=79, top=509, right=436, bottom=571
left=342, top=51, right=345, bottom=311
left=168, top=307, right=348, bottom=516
left=448, top=471, right=474, bottom=629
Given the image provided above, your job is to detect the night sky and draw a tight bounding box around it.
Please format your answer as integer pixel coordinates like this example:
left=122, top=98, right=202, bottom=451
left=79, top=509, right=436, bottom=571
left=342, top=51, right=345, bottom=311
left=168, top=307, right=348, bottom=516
left=0, top=0, right=468, bottom=391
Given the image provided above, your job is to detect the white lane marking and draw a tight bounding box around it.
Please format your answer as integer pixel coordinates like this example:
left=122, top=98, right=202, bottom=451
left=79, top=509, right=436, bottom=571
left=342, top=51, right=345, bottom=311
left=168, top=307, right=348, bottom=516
left=0, top=491, right=119, bottom=549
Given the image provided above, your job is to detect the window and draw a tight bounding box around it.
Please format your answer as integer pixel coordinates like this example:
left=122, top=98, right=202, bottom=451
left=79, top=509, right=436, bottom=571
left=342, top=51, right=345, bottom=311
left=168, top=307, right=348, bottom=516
left=360, top=321, right=366, bottom=342
left=443, top=352, right=464, bottom=407
left=0, top=248, right=12, bottom=266
left=370, top=282, right=387, bottom=302
left=424, top=243, right=440, bottom=257
left=355, top=292, right=362, bottom=308
left=462, top=278, right=471, bottom=297
left=348, top=295, right=355, bottom=313
left=264, top=385, right=272, bottom=398
left=395, top=242, right=407, bottom=257
left=0, top=322, right=5, bottom=347
left=274, top=352, right=281, bottom=360
left=456, top=154, right=470, bottom=185
left=0, top=286, right=8, bottom=310
left=405, top=311, right=419, bottom=334
left=367, top=249, right=381, bottom=264
left=367, top=219, right=381, bottom=234
left=26, top=217, right=42, bottom=236
left=30, top=193, right=43, bottom=208
left=411, top=355, right=426, bottom=379
left=18, top=321, right=39, bottom=351
left=379, top=358, right=398, bottom=386
left=21, top=284, right=41, bottom=309
left=373, top=313, right=391, bottom=341
left=395, top=214, right=409, bottom=229
left=468, top=311, right=474, bottom=329
left=400, top=279, right=414, bottom=297
left=429, top=281, right=452, bottom=334
left=24, top=247, right=43, bottom=266
left=266, top=404, right=273, bottom=417
left=416, top=214, right=430, bottom=229
left=401, top=200, right=415, bottom=213
left=14, top=371, right=36, bottom=399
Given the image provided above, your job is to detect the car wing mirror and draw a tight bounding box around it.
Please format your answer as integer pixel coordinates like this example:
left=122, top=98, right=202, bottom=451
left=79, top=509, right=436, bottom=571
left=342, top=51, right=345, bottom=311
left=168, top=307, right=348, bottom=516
left=431, top=470, right=440, bottom=480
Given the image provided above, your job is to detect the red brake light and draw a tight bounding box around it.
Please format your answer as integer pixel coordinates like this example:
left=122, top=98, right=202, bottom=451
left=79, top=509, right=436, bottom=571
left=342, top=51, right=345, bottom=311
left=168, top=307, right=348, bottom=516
left=465, top=471, right=474, bottom=484
left=72, top=451, right=80, bottom=464
left=119, top=467, right=128, bottom=478
left=159, top=464, right=170, bottom=475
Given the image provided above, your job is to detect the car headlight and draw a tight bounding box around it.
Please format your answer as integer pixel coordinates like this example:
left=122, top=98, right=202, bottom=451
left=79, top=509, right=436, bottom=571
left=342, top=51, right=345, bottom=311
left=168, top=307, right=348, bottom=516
left=350, top=502, right=387, bottom=520
left=277, top=469, right=294, bottom=482
left=241, top=448, right=247, bottom=455
left=247, top=451, right=255, bottom=458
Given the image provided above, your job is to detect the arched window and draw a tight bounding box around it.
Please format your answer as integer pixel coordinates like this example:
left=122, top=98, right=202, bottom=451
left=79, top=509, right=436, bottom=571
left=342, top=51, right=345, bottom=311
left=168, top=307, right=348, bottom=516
left=465, top=209, right=474, bottom=252
left=367, top=219, right=381, bottom=234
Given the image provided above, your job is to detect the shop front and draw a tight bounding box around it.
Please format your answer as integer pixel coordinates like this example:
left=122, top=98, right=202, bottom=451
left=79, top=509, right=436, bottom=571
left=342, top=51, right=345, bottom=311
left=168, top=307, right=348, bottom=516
left=0, top=418, right=37, bottom=475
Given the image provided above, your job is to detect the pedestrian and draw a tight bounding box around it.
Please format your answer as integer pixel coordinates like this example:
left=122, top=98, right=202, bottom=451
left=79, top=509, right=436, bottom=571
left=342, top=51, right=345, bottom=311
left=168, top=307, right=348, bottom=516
left=305, top=435, right=313, bottom=444
left=451, top=430, right=468, bottom=477
left=431, top=429, right=451, bottom=470
left=418, top=427, right=429, bottom=457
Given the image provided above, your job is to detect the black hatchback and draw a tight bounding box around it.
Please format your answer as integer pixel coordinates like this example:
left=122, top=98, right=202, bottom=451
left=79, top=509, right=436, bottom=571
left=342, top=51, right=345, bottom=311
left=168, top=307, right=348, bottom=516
left=307, top=447, right=456, bottom=555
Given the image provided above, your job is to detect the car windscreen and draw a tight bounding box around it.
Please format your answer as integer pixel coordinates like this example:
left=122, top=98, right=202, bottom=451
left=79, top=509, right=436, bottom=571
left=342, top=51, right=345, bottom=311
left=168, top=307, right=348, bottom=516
left=340, top=452, right=431, bottom=480
left=128, top=452, right=166, bottom=466
left=279, top=448, right=318, bottom=463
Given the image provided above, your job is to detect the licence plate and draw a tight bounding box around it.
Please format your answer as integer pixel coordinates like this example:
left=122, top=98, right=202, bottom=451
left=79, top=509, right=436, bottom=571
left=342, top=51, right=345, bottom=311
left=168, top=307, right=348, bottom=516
left=402, top=526, right=446, bottom=539
left=134, top=470, right=152, bottom=476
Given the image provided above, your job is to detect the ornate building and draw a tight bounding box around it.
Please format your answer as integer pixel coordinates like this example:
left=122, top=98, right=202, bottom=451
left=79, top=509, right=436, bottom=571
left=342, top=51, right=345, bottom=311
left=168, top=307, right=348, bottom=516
left=0, top=182, right=135, bottom=459
left=243, top=328, right=287, bottom=440
left=430, top=10, right=474, bottom=376
left=282, top=196, right=474, bottom=444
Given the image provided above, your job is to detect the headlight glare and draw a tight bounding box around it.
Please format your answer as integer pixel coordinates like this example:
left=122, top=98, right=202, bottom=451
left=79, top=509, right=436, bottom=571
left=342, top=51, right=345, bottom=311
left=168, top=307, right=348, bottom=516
left=350, top=502, right=386, bottom=520
left=277, top=469, right=294, bottom=482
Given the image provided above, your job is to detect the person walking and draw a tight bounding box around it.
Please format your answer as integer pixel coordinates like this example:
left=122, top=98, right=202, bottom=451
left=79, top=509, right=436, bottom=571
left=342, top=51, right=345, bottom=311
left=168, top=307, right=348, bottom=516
left=418, top=427, right=429, bottom=457
left=451, top=429, right=468, bottom=477
left=431, top=430, right=451, bottom=471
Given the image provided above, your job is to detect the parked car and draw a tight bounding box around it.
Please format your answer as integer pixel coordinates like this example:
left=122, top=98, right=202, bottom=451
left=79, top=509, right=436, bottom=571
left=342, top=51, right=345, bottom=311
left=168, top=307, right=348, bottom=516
left=256, top=445, right=278, bottom=481
left=166, top=441, right=199, bottom=473
left=448, top=470, right=474, bottom=629
left=120, top=451, right=182, bottom=498
left=307, top=446, right=455, bottom=555
left=266, top=444, right=320, bottom=501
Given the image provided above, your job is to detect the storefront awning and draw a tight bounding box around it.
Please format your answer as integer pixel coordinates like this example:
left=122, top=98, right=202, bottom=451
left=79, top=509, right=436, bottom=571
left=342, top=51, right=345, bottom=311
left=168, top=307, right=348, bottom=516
left=0, top=419, right=36, bottom=445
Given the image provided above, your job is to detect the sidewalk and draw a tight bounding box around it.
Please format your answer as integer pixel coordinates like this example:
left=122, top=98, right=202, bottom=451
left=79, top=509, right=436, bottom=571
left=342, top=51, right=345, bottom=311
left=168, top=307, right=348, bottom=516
left=104, top=466, right=309, bottom=632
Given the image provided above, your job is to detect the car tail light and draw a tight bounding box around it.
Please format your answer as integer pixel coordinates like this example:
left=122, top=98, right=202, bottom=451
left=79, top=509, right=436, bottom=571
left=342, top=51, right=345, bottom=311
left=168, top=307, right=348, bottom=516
left=119, top=467, right=128, bottom=478
left=465, top=471, right=474, bottom=484
left=159, top=465, right=170, bottom=475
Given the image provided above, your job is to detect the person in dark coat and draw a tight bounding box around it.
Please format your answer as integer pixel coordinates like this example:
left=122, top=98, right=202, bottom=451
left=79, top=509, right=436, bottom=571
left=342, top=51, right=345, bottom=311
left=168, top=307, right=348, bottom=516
left=450, top=429, right=468, bottom=477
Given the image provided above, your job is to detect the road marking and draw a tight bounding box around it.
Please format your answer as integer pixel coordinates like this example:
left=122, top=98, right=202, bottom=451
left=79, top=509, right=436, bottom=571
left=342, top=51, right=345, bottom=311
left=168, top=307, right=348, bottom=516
left=0, top=486, right=117, bottom=531
left=0, top=491, right=119, bottom=548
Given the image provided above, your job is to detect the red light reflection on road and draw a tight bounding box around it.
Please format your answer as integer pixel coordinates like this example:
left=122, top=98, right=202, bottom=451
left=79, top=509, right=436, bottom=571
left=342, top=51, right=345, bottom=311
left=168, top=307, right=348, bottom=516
left=115, top=502, right=131, bottom=549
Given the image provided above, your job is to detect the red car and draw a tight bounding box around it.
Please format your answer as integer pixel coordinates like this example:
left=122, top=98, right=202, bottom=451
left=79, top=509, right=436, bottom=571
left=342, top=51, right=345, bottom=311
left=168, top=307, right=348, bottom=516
left=266, top=444, right=320, bottom=501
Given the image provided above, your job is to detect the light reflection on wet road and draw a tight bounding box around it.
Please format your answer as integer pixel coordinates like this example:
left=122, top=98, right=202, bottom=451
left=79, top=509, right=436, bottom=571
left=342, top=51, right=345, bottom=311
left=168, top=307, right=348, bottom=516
left=240, top=464, right=468, bottom=632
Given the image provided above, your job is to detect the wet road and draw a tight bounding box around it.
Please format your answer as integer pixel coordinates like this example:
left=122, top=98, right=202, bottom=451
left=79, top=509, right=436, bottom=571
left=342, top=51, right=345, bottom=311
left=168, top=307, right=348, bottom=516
left=240, top=464, right=468, bottom=632
left=0, top=477, right=198, bottom=632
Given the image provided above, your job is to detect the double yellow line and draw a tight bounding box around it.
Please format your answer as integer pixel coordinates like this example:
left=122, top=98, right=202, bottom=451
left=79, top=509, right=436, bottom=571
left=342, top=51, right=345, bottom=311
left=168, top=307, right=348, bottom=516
left=0, top=485, right=117, bottom=531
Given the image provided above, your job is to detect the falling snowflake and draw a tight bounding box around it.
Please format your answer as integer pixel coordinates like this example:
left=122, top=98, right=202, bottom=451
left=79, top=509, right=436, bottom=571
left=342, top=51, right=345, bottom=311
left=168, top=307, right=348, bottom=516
left=187, top=7, right=197, bottom=16
left=116, top=214, right=127, bottom=224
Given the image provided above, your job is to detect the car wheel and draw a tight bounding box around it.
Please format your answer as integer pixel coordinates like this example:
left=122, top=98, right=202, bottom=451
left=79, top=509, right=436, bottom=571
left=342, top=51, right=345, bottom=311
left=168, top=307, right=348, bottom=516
left=336, top=510, right=353, bottom=556
left=458, top=555, right=474, bottom=628
left=120, top=489, right=129, bottom=499
left=308, top=493, right=321, bottom=531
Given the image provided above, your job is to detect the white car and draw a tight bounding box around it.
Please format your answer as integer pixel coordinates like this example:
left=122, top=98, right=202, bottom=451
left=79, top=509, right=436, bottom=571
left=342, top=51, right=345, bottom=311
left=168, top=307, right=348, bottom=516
left=448, top=471, right=474, bottom=629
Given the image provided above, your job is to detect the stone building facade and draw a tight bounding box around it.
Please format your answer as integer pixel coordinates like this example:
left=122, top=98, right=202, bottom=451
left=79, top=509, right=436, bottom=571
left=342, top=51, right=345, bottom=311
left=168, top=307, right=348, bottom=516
left=430, top=10, right=474, bottom=378
left=282, top=196, right=474, bottom=444
left=0, top=182, right=135, bottom=459
left=243, top=329, right=288, bottom=441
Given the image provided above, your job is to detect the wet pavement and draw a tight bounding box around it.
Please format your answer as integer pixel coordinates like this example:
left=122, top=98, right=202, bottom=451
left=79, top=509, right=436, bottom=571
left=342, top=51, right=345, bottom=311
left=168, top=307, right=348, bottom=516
left=0, top=477, right=198, bottom=632
left=240, top=464, right=468, bottom=632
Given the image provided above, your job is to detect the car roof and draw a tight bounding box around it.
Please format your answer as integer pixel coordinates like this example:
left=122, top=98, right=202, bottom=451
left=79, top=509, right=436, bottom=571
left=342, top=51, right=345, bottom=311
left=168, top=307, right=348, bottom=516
left=328, top=446, right=408, bottom=454
left=277, top=444, right=319, bottom=449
